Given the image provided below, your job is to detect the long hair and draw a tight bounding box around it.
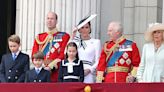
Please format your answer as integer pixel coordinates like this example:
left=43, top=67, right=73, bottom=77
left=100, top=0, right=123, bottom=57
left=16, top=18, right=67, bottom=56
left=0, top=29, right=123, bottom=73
left=65, top=42, right=79, bottom=60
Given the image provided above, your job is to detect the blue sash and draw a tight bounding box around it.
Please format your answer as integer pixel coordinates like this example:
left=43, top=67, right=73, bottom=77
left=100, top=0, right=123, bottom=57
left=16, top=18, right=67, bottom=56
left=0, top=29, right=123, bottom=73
left=42, top=41, right=56, bottom=56
left=42, top=32, right=65, bottom=56
left=107, top=40, right=132, bottom=67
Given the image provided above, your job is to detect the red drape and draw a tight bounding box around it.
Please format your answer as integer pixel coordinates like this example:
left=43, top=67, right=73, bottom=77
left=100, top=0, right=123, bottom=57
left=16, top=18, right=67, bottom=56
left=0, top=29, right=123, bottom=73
left=0, top=83, right=164, bottom=92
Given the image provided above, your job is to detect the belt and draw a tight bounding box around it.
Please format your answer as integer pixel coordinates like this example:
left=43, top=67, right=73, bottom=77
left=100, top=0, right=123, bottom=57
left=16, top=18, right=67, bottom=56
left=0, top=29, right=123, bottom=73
left=63, top=76, right=79, bottom=80
left=81, top=60, right=93, bottom=66
left=107, top=66, right=129, bottom=73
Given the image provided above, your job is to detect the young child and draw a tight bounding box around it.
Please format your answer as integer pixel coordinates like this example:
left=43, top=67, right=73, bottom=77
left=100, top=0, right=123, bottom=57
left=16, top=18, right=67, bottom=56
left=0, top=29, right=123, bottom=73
left=0, top=34, right=30, bottom=82
left=25, top=51, right=51, bottom=82
left=58, top=42, right=84, bottom=82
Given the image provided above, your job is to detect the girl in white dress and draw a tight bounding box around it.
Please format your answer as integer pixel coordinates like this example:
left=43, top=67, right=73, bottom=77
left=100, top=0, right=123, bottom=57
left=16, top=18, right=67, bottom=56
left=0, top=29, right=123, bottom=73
left=137, top=23, right=164, bottom=82
left=72, top=18, right=101, bottom=83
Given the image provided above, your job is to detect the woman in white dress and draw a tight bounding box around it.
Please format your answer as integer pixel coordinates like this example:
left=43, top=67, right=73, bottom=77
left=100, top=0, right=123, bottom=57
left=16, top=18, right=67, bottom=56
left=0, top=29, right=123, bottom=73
left=72, top=18, right=101, bottom=83
left=137, top=23, right=164, bottom=82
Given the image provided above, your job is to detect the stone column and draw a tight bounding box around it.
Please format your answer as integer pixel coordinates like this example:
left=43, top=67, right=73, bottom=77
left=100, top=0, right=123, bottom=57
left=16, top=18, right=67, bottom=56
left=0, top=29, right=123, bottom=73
left=99, top=0, right=163, bottom=54
left=162, top=0, right=164, bottom=23
left=16, top=0, right=100, bottom=54
left=16, top=0, right=100, bottom=68
left=133, top=0, right=163, bottom=52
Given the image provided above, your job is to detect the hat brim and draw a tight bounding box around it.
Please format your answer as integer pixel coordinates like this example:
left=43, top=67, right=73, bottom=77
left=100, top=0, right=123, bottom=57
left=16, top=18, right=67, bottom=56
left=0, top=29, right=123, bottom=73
left=145, top=24, right=164, bottom=42
left=77, top=14, right=96, bottom=29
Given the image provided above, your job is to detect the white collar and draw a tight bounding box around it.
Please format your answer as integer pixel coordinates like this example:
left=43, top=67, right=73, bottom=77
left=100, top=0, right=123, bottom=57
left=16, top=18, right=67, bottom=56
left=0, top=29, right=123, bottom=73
left=12, top=51, right=20, bottom=56
left=35, top=67, right=42, bottom=71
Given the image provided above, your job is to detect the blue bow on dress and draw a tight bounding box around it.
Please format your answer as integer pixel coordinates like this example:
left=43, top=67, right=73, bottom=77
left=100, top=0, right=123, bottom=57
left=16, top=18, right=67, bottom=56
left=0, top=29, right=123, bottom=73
left=74, top=36, right=87, bottom=49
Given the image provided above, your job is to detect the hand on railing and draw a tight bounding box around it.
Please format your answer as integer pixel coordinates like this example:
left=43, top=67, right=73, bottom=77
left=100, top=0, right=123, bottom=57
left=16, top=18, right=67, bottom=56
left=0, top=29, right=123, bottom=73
left=126, top=73, right=137, bottom=83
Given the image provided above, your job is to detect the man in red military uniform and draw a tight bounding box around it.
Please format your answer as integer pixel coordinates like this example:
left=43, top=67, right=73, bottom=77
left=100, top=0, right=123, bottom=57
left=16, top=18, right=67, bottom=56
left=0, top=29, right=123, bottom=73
left=32, top=12, right=70, bottom=82
left=96, top=21, right=140, bottom=83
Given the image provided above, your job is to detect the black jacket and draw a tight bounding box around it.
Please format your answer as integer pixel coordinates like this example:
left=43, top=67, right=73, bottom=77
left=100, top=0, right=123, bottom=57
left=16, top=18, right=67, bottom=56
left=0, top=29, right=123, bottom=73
left=25, top=68, right=51, bottom=82
left=58, top=59, right=84, bottom=82
left=0, top=52, right=30, bottom=82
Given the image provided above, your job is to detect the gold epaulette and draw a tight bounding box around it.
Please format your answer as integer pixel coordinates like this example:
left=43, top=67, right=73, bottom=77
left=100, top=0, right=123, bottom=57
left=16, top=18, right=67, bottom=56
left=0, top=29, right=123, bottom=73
left=104, top=41, right=110, bottom=54
left=96, top=71, right=104, bottom=83
left=130, top=67, right=138, bottom=77
left=35, top=28, right=59, bottom=45
left=35, top=33, right=49, bottom=45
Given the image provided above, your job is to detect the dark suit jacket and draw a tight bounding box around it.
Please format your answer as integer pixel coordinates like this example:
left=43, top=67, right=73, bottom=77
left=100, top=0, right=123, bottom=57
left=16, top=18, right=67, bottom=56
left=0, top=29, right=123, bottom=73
left=25, top=68, right=51, bottom=82
left=0, top=52, right=30, bottom=82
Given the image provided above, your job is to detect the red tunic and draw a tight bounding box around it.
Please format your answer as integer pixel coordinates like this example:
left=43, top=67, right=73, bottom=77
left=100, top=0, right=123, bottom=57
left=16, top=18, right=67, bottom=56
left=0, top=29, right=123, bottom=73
left=32, top=31, right=70, bottom=82
left=97, top=39, right=140, bottom=83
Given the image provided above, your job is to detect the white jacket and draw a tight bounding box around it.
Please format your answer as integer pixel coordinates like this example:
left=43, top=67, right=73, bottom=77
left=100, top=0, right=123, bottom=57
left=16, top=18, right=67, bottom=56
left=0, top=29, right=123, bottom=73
left=137, top=43, right=164, bottom=82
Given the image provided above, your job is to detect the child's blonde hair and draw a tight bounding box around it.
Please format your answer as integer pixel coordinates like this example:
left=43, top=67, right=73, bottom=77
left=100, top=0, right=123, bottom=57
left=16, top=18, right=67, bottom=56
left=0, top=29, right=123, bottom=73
left=8, top=34, right=20, bottom=44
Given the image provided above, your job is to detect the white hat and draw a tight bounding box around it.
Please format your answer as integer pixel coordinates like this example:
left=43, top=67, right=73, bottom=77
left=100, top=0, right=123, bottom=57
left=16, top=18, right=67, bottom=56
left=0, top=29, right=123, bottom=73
left=145, top=23, right=164, bottom=42
left=77, top=14, right=97, bottom=29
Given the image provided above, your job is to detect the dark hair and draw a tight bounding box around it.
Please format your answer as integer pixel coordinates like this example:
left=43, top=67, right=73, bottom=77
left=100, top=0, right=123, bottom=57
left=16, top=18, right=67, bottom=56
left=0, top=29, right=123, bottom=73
left=65, top=42, right=79, bottom=60
left=8, top=34, right=20, bottom=44
left=33, top=51, right=44, bottom=60
left=78, top=17, right=91, bottom=33
left=55, top=13, right=58, bottom=20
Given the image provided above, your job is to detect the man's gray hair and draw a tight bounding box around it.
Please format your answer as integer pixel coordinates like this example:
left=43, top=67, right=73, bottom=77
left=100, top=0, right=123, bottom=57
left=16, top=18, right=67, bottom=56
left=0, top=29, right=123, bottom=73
left=110, top=21, right=123, bottom=33
left=117, top=22, right=123, bottom=32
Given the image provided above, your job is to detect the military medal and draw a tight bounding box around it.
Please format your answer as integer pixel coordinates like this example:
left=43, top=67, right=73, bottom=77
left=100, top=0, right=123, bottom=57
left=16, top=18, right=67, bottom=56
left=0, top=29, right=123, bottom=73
left=46, top=52, right=50, bottom=59
left=123, top=52, right=128, bottom=59
left=51, top=48, right=55, bottom=53
left=53, top=39, right=62, bottom=42
left=54, top=43, right=60, bottom=49
left=53, top=34, right=63, bottom=42
left=119, top=58, right=125, bottom=65
left=126, top=58, right=131, bottom=65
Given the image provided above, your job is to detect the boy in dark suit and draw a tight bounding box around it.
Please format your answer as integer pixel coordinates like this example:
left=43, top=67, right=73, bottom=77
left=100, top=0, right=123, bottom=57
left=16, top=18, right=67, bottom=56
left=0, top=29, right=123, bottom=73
left=25, top=51, right=50, bottom=82
left=0, top=35, right=30, bottom=82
